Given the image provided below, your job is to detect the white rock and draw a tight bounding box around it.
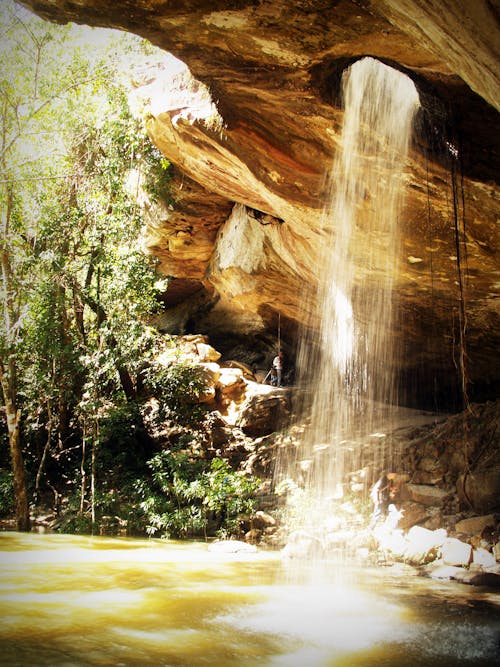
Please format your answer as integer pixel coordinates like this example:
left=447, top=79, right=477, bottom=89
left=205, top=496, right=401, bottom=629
left=426, top=563, right=463, bottom=580
left=373, top=526, right=407, bottom=558
left=208, top=540, right=257, bottom=553
left=200, top=362, right=221, bottom=381
left=472, top=547, right=497, bottom=568
left=196, top=342, right=221, bottom=361
left=404, top=526, right=447, bottom=564
left=441, top=537, right=472, bottom=566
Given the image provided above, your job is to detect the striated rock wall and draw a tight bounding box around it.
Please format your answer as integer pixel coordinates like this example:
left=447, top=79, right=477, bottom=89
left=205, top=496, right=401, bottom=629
left=21, top=0, right=500, bottom=405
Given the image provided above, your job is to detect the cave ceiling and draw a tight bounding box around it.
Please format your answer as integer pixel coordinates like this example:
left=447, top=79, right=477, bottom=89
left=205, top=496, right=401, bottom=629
left=20, top=0, right=500, bottom=402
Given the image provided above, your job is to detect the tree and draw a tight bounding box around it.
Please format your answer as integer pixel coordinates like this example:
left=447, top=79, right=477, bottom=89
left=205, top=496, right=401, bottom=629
left=0, top=183, right=30, bottom=530
left=0, top=0, right=170, bottom=530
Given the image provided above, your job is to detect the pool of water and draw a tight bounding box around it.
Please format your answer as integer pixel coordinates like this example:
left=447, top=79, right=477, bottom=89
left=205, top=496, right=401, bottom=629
left=0, top=532, right=498, bottom=666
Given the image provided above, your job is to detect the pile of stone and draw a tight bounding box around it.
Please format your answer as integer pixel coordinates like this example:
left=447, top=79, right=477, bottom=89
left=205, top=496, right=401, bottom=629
left=156, top=334, right=290, bottom=431
left=371, top=400, right=500, bottom=585
left=372, top=514, right=499, bottom=586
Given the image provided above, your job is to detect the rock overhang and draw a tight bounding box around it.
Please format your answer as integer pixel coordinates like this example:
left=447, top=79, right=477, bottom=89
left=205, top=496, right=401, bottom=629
left=19, top=0, right=500, bottom=407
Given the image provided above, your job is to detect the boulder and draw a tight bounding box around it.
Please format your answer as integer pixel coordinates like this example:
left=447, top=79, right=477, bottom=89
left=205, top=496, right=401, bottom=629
left=418, top=456, right=444, bottom=473
left=217, top=367, right=245, bottom=395
left=397, top=502, right=429, bottom=530
left=252, top=510, right=276, bottom=528
left=406, top=484, right=449, bottom=506
left=196, top=342, right=221, bottom=362
left=373, top=527, right=407, bottom=559
left=450, top=570, right=500, bottom=587
left=457, top=469, right=500, bottom=513
left=441, top=537, right=473, bottom=566
left=282, top=530, right=323, bottom=560
left=209, top=424, right=233, bottom=447
left=207, top=540, right=257, bottom=554
left=403, top=526, right=447, bottom=565
left=472, top=547, right=497, bottom=568
left=454, top=514, right=496, bottom=536
left=425, top=563, right=464, bottom=581
left=199, top=362, right=221, bottom=382
left=236, top=392, right=290, bottom=437
left=411, top=471, right=444, bottom=485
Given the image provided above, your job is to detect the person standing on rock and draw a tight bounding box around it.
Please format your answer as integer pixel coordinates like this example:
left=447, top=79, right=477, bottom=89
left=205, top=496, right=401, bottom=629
left=272, top=351, right=284, bottom=387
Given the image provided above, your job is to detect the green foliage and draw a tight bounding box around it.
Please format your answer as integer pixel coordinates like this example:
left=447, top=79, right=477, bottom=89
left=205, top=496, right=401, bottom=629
left=137, top=453, right=259, bottom=540
left=196, top=458, right=260, bottom=539
left=0, top=0, right=178, bottom=533
left=93, top=401, right=151, bottom=475
left=143, top=361, right=209, bottom=426
left=56, top=510, right=93, bottom=536
left=0, top=470, right=15, bottom=517
left=0, top=1, right=253, bottom=544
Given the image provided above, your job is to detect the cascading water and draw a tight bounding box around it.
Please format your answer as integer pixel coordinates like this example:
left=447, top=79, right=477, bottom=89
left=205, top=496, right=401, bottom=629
left=279, top=58, right=421, bottom=537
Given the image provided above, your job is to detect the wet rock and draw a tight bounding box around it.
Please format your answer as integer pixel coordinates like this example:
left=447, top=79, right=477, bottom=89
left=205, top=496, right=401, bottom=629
left=403, top=526, right=447, bottom=565
left=472, top=547, right=497, bottom=568
left=406, top=484, right=449, bottom=506
left=454, top=514, right=496, bottom=536
left=457, top=469, right=500, bottom=513
left=208, top=540, right=257, bottom=554
left=236, top=392, right=291, bottom=437
left=441, top=537, right=473, bottom=566
left=450, top=570, right=500, bottom=587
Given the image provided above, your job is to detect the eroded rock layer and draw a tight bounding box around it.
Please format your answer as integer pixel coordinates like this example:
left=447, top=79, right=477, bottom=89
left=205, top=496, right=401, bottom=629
left=21, top=0, right=499, bottom=405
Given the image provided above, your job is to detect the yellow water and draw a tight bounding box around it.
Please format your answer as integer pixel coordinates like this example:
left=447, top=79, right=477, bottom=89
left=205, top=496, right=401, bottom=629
left=0, top=532, right=499, bottom=666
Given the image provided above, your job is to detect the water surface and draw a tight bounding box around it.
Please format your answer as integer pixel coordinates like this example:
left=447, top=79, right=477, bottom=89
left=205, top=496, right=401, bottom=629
left=0, top=532, right=499, bottom=665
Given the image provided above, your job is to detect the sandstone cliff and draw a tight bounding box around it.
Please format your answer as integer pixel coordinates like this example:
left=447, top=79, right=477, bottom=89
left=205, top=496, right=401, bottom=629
left=21, top=0, right=499, bottom=406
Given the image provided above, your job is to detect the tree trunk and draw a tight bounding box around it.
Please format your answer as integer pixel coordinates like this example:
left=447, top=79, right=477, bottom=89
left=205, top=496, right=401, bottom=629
left=0, top=363, right=30, bottom=531
left=80, top=426, right=86, bottom=514
left=9, top=409, right=31, bottom=531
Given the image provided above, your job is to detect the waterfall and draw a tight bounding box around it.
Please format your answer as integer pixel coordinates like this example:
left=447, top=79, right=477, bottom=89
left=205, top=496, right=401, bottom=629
left=278, top=58, right=420, bottom=536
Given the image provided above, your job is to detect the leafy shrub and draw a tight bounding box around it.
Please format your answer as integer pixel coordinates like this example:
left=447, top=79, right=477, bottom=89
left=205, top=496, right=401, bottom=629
left=143, top=361, right=209, bottom=426
left=136, top=451, right=259, bottom=540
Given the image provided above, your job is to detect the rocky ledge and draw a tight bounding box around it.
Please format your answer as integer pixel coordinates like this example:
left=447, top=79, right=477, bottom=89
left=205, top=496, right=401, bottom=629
left=122, top=335, right=500, bottom=587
